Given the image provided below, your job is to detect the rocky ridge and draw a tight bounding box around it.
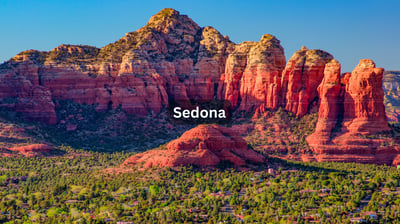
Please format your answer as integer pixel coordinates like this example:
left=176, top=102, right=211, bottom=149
left=0, top=8, right=240, bottom=123
left=0, top=8, right=329, bottom=124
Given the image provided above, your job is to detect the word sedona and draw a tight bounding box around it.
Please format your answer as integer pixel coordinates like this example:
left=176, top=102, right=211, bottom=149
left=173, top=106, right=226, bottom=119
left=167, top=100, right=232, bottom=124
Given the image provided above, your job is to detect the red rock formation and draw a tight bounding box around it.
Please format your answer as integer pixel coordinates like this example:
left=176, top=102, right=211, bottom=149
left=306, top=59, right=341, bottom=145
left=0, top=62, right=57, bottom=124
left=109, top=73, right=168, bottom=115
left=306, top=59, right=398, bottom=165
left=218, top=42, right=254, bottom=108
left=392, top=154, right=400, bottom=166
left=0, top=8, right=290, bottom=124
left=281, top=47, right=333, bottom=117
left=16, top=86, right=57, bottom=124
left=123, top=125, right=266, bottom=168
left=238, top=35, right=286, bottom=112
left=9, top=144, right=53, bottom=157
left=340, top=72, right=351, bottom=85
left=0, top=8, right=398, bottom=166
left=312, top=151, right=400, bottom=165
left=343, top=59, right=390, bottom=134
left=0, top=8, right=238, bottom=123
left=216, top=35, right=286, bottom=114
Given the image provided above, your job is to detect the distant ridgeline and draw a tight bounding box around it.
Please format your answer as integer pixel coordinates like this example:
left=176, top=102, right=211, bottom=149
left=383, top=71, right=400, bottom=122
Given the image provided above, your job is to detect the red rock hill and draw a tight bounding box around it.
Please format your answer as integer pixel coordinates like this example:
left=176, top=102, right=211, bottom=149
left=123, top=124, right=266, bottom=168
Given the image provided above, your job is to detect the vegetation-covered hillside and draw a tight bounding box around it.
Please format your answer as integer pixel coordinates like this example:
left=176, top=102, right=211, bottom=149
left=1, top=148, right=400, bottom=223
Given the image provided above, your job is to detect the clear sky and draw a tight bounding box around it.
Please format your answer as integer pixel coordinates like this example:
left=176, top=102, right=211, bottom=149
left=0, top=0, right=399, bottom=72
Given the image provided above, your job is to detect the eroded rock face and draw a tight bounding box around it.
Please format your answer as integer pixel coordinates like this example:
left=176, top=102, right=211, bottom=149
left=281, top=47, right=334, bottom=117
left=0, top=9, right=230, bottom=122
left=123, top=124, right=266, bottom=168
left=217, top=42, right=254, bottom=108
left=0, top=8, right=289, bottom=124
left=306, top=59, right=397, bottom=165
left=306, top=59, right=341, bottom=145
left=0, top=62, right=57, bottom=124
left=216, top=34, right=287, bottom=114
left=237, top=35, right=286, bottom=112
left=343, top=59, right=390, bottom=134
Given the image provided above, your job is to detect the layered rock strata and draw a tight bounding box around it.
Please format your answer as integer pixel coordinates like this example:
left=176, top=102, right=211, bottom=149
left=281, top=46, right=334, bottom=117
left=306, top=60, right=398, bottom=165
left=0, top=8, right=287, bottom=123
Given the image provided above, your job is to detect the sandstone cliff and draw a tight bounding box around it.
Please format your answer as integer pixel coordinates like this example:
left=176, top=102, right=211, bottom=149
left=281, top=46, right=334, bottom=117
left=236, top=35, right=285, bottom=112
left=305, top=59, right=341, bottom=145
left=0, top=8, right=286, bottom=123
left=0, top=9, right=344, bottom=124
left=306, top=59, right=398, bottom=165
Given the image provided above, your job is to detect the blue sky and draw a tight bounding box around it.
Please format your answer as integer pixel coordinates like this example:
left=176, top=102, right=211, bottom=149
left=0, top=0, right=399, bottom=72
